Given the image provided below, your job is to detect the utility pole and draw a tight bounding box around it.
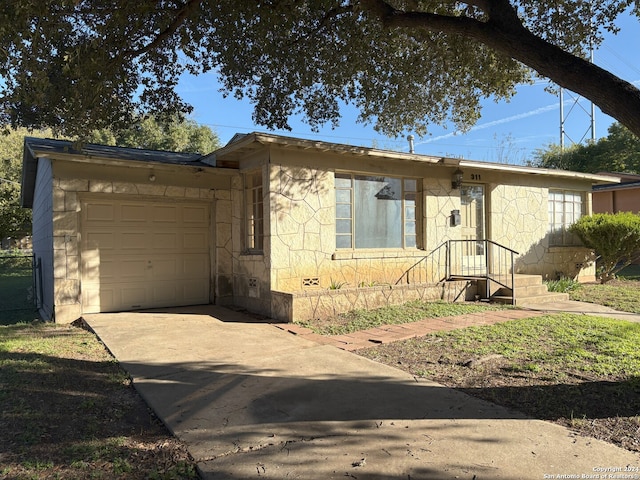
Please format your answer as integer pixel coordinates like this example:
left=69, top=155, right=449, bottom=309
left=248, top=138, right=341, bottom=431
left=560, top=8, right=596, bottom=151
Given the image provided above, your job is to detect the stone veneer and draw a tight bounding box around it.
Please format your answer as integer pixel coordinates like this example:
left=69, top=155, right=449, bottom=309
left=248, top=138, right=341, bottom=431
left=490, top=183, right=596, bottom=281
left=52, top=178, right=217, bottom=323
left=230, top=172, right=271, bottom=314
left=267, top=165, right=450, bottom=292
left=271, top=280, right=474, bottom=323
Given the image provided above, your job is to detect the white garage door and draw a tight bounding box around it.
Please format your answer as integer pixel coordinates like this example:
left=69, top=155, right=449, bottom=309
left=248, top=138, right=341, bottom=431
left=81, top=197, right=211, bottom=313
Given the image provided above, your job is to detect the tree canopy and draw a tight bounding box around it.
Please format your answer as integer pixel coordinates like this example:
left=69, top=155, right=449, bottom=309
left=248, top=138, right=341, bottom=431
left=532, top=123, right=640, bottom=173
left=0, top=117, right=218, bottom=240
left=0, top=128, right=38, bottom=240
left=86, top=115, right=220, bottom=154
left=2, top=1, right=640, bottom=139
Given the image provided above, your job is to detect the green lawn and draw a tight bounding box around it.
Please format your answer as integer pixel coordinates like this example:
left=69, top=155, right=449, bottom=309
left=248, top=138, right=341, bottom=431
left=299, top=299, right=513, bottom=335
left=0, top=254, right=39, bottom=325
left=361, top=312, right=640, bottom=452
left=0, top=322, right=198, bottom=479
left=569, top=278, right=640, bottom=314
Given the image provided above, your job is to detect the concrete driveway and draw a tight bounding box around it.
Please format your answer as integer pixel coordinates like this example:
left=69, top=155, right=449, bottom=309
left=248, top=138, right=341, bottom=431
left=84, top=306, right=640, bottom=480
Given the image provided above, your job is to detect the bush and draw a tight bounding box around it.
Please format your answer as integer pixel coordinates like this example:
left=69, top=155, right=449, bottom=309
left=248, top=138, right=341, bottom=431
left=545, top=277, right=581, bottom=293
left=570, top=212, right=640, bottom=283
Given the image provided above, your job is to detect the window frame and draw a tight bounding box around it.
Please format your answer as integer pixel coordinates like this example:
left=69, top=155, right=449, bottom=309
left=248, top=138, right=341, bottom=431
left=244, top=171, right=264, bottom=253
left=335, top=172, right=421, bottom=250
left=548, top=189, right=584, bottom=246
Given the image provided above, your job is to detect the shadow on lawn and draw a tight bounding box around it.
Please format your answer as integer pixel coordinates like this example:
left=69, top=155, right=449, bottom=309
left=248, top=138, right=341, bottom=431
left=457, top=377, right=640, bottom=421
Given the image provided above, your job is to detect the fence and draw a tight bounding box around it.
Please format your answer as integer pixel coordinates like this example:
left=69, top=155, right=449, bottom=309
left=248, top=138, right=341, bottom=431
left=0, top=250, right=40, bottom=324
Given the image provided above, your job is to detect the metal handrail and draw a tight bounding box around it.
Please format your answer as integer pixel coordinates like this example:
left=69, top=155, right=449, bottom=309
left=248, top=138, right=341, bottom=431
left=447, top=239, right=519, bottom=304
left=398, top=239, right=519, bottom=305
left=395, top=242, right=449, bottom=285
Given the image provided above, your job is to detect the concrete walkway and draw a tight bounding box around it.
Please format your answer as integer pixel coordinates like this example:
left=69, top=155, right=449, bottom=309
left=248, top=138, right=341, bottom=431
left=522, top=299, right=640, bottom=323
left=84, top=304, right=640, bottom=480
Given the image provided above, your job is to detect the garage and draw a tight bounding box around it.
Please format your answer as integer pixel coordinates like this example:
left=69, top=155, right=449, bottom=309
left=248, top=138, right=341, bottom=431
left=80, top=197, right=211, bottom=313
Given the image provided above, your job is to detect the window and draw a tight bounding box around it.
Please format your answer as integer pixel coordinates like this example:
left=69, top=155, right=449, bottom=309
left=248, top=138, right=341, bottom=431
left=548, top=190, right=584, bottom=246
left=245, top=172, right=264, bottom=251
left=335, top=173, right=419, bottom=249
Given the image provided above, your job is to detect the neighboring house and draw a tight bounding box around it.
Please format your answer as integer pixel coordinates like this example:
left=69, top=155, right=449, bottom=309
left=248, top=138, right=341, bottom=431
left=592, top=172, right=640, bottom=214
left=21, top=133, right=619, bottom=324
left=593, top=172, right=640, bottom=265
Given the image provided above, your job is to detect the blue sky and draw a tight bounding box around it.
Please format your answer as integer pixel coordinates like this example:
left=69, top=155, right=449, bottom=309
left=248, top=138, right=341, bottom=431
left=176, top=11, right=640, bottom=163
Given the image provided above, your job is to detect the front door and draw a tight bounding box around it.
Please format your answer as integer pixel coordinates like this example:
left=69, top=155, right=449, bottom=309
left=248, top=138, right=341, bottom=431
left=460, top=184, right=486, bottom=273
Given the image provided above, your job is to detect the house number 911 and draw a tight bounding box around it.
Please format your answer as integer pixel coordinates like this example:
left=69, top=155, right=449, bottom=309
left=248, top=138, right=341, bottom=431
left=471, top=174, right=481, bottom=180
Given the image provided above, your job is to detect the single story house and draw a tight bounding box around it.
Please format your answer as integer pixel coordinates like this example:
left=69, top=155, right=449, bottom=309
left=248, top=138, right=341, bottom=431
left=593, top=172, right=640, bottom=214
left=21, top=133, right=619, bottom=324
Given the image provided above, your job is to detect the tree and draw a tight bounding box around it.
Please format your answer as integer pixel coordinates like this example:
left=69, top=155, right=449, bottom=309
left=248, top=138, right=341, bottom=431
left=570, top=212, right=640, bottom=283
left=1, top=1, right=640, bottom=139
left=86, top=116, right=220, bottom=154
left=531, top=123, right=640, bottom=173
left=0, top=117, right=218, bottom=240
left=0, top=128, right=40, bottom=240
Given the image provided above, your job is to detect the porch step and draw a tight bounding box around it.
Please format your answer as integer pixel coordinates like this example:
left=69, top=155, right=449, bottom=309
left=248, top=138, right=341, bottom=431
left=492, top=292, right=570, bottom=306
left=495, top=284, right=549, bottom=297
left=486, top=274, right=569, bottom=305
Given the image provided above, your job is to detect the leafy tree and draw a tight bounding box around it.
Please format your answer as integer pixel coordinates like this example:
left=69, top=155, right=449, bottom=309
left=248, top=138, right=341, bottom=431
left=570, top=212, right=640, bottom=283
left=1, top=1, right=640, bottom=139
left=532, top=123, right=640, bottom=173
left=86, top=115, right=220, bottom=154
left=0, top=128, right=42, bottom=240
left=0, top=118, right=218, bottom=240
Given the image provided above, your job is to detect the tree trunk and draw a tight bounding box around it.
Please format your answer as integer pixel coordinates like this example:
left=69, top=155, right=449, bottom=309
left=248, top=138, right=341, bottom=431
left=369, top=0, right=640, bottom=138
left=477, top=20, right=640, bottom=139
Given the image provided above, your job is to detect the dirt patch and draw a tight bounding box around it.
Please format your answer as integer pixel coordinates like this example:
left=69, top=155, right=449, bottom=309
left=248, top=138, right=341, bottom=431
left=360, top=336, right=640, bottom=453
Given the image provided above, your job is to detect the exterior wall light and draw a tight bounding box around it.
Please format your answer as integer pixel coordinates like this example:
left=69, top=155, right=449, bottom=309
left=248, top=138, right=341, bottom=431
left=451, top=168, right=464, bottom=190
left=148, top=174, right=156, bottom=182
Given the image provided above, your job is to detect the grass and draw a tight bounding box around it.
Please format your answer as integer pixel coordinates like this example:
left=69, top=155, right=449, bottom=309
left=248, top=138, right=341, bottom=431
left=298, top=299, right=513, bottom=335
left=568, top=279, right=640, bottom=313
left=545, top=276, right=581, bottom=293
left=0, top=253, right=39, bottom=325
left=360, top=313, right=640, bottom=452
left=0, top=321, right=198, bottom=479
left=431, top=313, right=640, bottom=376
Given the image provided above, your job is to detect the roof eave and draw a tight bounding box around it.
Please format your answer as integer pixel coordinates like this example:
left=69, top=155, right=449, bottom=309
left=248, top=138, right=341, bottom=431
left=444, top=158, right=621, bottom=184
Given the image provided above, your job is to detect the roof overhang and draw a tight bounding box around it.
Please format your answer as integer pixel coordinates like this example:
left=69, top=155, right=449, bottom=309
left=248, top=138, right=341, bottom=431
left=21, top=137, right=228, bottom=208
left=201, top=132, right=442, bottom=168
left=593, top=181, right=640, bottom=192
left=439, top=157, right=621, bottom=184
left=207, top=131, right=622, bottom=185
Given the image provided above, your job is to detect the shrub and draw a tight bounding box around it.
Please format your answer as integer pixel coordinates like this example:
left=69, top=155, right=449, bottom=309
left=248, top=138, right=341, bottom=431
left=570, top=212, right=640, bottom=283
left=545, top=277, right=581, bottom=292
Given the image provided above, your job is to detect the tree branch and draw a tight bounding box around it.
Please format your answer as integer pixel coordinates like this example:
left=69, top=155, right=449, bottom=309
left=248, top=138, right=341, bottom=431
left=359, top=0, right=640, bottom=138
left=124, top=0, right=202, bottom=58
left=360, top=0, right=488, bottom=37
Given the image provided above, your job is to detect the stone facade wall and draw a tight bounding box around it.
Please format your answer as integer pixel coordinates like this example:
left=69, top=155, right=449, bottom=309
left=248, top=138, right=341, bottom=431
left=268, top=165, right=448, bottom=293
left=490, top=183, right=596, bottom=281
left=51, top=176, right=217, bottom=324
left=424, top=177, right=461, bottom=250
left=231, top=170, right=270, bottom=314
left=490, top=183, right=548, bottom=258
left=271, top=280, right=474, bottom=323
left=269, top=164, right=335, bottom=291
